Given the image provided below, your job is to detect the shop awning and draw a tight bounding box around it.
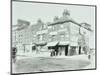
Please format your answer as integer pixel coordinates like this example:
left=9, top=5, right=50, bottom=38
left=46, top=41, right=59, bottom=47
left=70, top=42, right=78, bottom=46
left=59, top=41, right=69, bottom=45
left=35, top=41, right=47, bottom=46
left=30, top=44, right=35, bottom=46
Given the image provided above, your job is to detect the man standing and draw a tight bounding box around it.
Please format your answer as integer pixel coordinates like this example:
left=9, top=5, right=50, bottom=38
left=12, top=47, right=17, bottom=63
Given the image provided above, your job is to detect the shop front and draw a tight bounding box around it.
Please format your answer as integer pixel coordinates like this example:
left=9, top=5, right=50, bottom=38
left=35, top=41, right=47, bottom=53
left=69, top=42, right=79, bottom=55
left=46, top=41, right=59, bottom=56
left=23, top=44, right=36, bottom=53
left=58, top=41, right=69, bottom=56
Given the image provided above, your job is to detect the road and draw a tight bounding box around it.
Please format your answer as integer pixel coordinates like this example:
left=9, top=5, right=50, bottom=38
left=12, top=55, right=91, bottom=73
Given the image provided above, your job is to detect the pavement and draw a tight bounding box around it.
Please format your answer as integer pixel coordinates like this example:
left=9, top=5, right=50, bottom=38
left=83, top=54, right=95, bottom=69
left=12, top=54, right=93, bottom=74
left=16, top=51, right=89, bottom=60
left=16, top=51, right=50, bottom=58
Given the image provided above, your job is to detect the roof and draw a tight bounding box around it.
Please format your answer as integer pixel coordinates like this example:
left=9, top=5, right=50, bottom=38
left=48, top=17, right=72, bottom=26
left=48, top=18, right=92, bottom=31
left=12, top=24, right=30, bottom=31
left=17, top=19, right=30, bottom=25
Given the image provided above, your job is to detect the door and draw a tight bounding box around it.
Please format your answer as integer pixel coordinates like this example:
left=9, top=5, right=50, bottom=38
left=65, top=45, right=68, bottom=56
left=32, top=46, right=36, bottom=52
left=79, top=46, right=81, bottom=54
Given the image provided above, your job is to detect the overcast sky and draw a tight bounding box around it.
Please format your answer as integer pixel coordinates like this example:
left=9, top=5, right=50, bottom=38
left=12, top=1, right=95, bottom=48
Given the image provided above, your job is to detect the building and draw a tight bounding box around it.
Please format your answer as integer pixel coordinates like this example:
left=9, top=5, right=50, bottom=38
left=12, top=9, right=92, bottom=56
left=12, top=19, right=31, bottom=53
left=46, top=9, right=92, bottom=56
left=35, top=19, right=48, bottom=51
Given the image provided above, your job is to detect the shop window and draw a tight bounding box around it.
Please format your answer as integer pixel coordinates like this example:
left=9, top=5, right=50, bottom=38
left=32, top=46, right=36, bottom=51
left=70, top=46, right=76, bottom=55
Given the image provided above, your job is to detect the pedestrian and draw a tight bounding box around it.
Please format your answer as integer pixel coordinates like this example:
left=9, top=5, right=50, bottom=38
left=88, top=54, right=91, bottom=59
left=55, top=46, right=58, bottom=56
left=50, top=49, right=54, bottom=57
left=50, top=49, right=52, bottom=56
left=58, top=47, right=62, bottom=56
left=88, top=49, right=92, bottom=60
left=12, top=47, right=17, bottom=63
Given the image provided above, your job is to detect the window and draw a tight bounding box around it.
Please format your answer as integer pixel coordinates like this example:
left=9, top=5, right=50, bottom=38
left=48, top=26, right=52, bottom=29
left=38, top=34, right=43, bottom=41
left=43, top=24, right=47, bottom=29
left=60, top=34, right=65, bottom=40
left=51, top=35, right=56, bottom=41
left=42, top=34, right=46, bottom=41
left=40, top=35, right=43, bottom=41
left=52, top=26, right=55, bottom=30
left=60, top=24, right=64, bottom=28
left=65, top=34, right=69, bottom=38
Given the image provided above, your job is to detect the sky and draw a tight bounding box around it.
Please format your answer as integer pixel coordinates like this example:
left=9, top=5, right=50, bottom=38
left=12, top=1, right=95, bottom=48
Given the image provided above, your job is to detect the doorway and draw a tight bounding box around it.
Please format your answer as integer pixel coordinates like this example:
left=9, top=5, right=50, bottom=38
left=32, top=46, right=36, bottom=52
left=65, top=45, right=69, bottom=56
left=79, top=46, right=81, bottom=54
